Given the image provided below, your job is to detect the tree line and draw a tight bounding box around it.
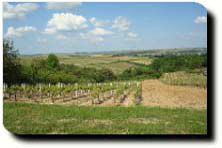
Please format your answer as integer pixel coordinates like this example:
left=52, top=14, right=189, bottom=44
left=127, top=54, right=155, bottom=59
left=3, top=39, right=207, bottom=85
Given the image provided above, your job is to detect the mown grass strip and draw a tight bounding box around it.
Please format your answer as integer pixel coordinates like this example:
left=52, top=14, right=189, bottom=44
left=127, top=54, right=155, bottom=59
left=3, top=102, right=207, bottom=134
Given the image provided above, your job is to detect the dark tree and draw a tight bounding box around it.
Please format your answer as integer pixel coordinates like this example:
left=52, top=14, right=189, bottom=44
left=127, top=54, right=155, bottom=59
left=3, top=39, right=22, bottom=85
left=30, top=58, right=46, bottom=83
left=46, top=54, right=59, bottom=70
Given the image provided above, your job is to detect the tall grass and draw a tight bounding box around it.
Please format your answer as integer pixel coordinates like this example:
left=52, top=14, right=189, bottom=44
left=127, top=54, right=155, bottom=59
left=160, top=71, right=207, bottom=88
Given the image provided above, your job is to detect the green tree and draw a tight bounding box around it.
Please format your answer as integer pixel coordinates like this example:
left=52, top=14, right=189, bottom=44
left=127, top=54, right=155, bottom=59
left=3, top=39, right=22, bottom=85
left=46, top=54, right=59, bottom=70
left=99, top=68, right=116, bottom=81
left=30, top=58, right=45, bottom=83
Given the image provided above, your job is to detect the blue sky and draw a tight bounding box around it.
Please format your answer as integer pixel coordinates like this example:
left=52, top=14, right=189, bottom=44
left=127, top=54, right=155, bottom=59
left=3, top=2, right=207, bottom=54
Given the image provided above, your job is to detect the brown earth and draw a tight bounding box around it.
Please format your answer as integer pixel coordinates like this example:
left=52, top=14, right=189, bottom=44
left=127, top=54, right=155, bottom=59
left=121, top=91, right=135, bottom=107
left=141, top=80, right=207, bottom=109
left=4, top=79, right=207, bottom=109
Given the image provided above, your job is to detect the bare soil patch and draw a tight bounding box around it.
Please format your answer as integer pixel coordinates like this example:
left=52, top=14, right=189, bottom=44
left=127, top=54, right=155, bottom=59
left=122, top=92, right=135, bottom=106
left=141, top=80, right=207, bottom=109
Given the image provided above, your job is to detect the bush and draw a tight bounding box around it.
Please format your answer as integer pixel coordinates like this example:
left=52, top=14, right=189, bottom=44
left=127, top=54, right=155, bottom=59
left=20, top=60, right=116, bottom=84
left=46, top=54, right=59, bottom=70
left=150, top=55, right=206, bottom=73
left=118, top=66, right=161, bottom=80
left=118, top=55, right=206, bottom=81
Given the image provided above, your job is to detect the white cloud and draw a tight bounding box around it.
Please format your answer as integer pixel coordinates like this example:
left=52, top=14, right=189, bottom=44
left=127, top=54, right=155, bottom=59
left=90, top=28, right=113, bottom=36
left=3, top=2, right=39, bottom=19
left=89, top=17, right=107, bottom=27
left=112, top=16, right=130, bottom=31
left=43, top=28, right=57, bottom=34
left=80, top=32, right=104, bottom=43
left=6, top=26, right=37, bottom=37
left=124, top=32, right=139, bottom=41
left=194, top=16, right=207, bottom=24
left=46, top=2, right=81, bottom=10
left=127, top=32, right=137, bottom=38
left=80, top=28, right=113, bottom=43
left=56, top=34, right=67, bottom=40
left=44, top=13, right=88, bottom=34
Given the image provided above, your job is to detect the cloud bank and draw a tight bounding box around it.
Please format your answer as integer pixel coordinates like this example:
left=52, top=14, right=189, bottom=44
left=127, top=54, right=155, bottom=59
left=44, top=13, right=88, bottom=34
left=6, top=26, right=37, bottom=37
left=46, top=2, right=81, bottom=10
left=3, top=2, right=39, bottom=19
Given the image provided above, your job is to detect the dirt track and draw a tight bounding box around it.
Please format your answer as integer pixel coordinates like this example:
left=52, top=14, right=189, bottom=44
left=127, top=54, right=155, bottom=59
left=142, top=80, right=207, bottom=109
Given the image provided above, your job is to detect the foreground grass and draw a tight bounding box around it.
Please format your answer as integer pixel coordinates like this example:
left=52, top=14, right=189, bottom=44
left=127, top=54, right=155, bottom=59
left=3, top=102, right=207, bottom=134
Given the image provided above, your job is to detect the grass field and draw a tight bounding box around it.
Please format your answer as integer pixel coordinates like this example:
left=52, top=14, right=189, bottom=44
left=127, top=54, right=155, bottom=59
left=3, top=102, right=207, bottom=134
left=20, top=55, right=151, bottom=74
left=160, top=71, right=207, bottom=88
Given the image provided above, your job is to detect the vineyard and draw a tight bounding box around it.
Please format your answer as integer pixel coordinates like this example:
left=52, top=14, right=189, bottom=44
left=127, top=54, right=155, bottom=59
left=2, top=2, right=208, bottom=135
left=3, top=81, right=142, bottom=106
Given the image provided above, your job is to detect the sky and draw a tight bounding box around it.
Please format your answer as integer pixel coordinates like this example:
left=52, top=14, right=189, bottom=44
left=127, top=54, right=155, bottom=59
left=3, top=2, right=207, bottom=55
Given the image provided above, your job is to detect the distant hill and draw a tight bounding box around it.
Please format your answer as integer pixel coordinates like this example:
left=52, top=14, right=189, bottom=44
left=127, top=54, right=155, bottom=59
left=112, top=48, right=207, bottom=57
left=20, top=48, right=207, bottom=57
